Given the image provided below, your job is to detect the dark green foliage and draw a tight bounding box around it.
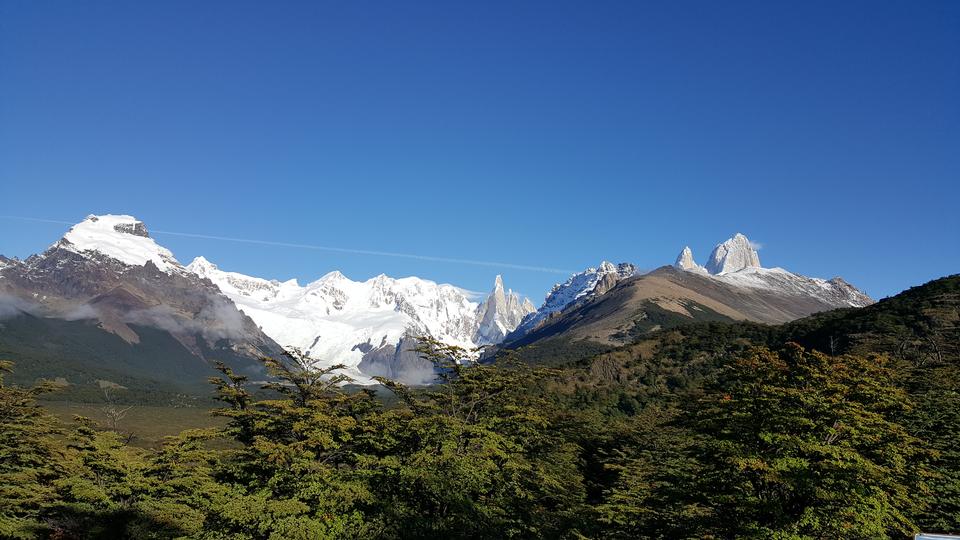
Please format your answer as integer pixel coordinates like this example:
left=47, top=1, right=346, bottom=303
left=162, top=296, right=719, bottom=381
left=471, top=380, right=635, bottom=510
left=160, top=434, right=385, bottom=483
left=498, top=335, right=615, bottom=367
left=367, top=339, right=587, bottom=538
left=908, top=390, right=960, bottom=533
left=0, top=313, right=262, bottom=404
left=0, top=314, right=249, bottom=404
left=682, top=345, right=927, bottom=538
left=0, top=361, right=64, bottom=538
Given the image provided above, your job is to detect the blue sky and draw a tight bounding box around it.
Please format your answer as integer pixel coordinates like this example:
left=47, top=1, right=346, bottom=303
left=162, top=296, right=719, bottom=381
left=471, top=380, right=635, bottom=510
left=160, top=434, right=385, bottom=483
left=1, top=0, right=957, bottom=303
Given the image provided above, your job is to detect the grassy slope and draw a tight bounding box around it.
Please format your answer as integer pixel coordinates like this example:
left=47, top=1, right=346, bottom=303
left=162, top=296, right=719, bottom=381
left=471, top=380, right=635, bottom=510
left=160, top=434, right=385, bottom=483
left=41, top=401, right=226, bottom=448
left=0, top=312, right=262, bottom=404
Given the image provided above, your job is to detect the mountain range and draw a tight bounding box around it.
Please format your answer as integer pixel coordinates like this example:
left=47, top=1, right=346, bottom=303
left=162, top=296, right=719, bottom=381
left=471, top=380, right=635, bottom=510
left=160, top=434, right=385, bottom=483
left=187, top=256, right=534, bottom=384
left=500, top=232, right=873, bottom=356
left=0, top=214, right=874, bottom=394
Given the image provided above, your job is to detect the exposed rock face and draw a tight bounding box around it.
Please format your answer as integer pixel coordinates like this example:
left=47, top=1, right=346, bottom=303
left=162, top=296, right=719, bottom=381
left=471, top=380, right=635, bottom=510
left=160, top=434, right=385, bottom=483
left=674, top=246, right=706, bottom=273
left=474, top=275, right=536, bottom=345
left=356, top=336, right=438, bottom=386
left=113, top=221, right=150, bottom=237
left=705, top=233, right=761, bottom=275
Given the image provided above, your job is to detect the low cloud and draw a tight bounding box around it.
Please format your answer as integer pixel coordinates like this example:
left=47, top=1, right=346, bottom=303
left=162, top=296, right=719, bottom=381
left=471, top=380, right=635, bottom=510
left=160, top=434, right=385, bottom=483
left=125, top=295, right=248, bottom=342
left=62, top=303, right=100, bottom=321
left=0, top=294, right=37, bottom=320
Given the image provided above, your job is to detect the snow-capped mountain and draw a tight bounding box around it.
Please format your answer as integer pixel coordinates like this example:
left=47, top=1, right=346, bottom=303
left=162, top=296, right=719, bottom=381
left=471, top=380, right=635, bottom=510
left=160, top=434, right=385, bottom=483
left=673, top=233, right=873, bottom=308
left=2, top=214, right=534, bottom=387
left=187, top=257, right=534, bottom=384
left=504, top=233, right=872, bottom=348
left=1, top=214, right=877, bottom=390
left=512, top=261, right=638, bottom=336
left=0, top=215, right=282, bottom=393
left=55, top=214, right=183, bottom=273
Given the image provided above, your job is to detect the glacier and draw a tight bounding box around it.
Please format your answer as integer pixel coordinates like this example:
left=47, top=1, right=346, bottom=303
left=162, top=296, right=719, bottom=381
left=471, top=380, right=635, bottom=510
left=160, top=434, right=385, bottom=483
left=187, top=257, right=534, bottom=384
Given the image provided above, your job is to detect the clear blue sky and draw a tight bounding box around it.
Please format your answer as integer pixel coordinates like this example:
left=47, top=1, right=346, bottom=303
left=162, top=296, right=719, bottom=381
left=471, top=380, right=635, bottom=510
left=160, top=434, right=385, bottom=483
left=1, top=0, right=957, bottom=303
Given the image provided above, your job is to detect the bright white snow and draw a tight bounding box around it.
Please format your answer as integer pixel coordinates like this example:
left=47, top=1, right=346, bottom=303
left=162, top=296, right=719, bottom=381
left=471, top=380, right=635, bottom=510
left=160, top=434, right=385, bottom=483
left=188, top=257, right=533, bottom=383
left=57, top=215, right=181, bottom=272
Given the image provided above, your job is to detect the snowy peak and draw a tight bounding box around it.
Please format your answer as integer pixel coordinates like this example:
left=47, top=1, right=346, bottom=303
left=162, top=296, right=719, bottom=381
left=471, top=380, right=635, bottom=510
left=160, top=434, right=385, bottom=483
left=705, top=233, right=761, bottom=275
left=671, top=233, right=873, bottom=308
left=597, top=261, right=617, bottom=273
left=186, top=260, right=533, bottom=382
left=186, top=255, right=217, bottom=274
left=54, top=214, right=181, bottom=272
left=188, top=256, right=295, bottom=301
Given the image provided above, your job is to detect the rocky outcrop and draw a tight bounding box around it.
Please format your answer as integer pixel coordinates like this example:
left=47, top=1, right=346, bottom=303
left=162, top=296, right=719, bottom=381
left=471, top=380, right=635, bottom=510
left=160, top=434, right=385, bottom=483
left=704, top=233, right=761, bottom=275
left=674, top=246, right=706, bottom=273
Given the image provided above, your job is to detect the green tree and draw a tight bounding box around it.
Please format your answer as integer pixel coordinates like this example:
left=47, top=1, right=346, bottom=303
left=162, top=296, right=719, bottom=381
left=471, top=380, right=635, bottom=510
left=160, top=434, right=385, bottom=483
left=907, top=390, right=960, bottom=533
left=0, top=361, right=65, bottom=538
left=683, top=344, right=928, bottom=538
left=202, top=351, right=380, bottom=539
left=367, top=338, right=587, bottom=538
left=45, top=415, right=196, bottom=539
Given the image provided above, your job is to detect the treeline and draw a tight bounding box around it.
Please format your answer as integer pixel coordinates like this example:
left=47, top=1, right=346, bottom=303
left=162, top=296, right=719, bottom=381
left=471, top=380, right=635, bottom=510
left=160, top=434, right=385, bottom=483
left=1, top=333, right=958, bottom=538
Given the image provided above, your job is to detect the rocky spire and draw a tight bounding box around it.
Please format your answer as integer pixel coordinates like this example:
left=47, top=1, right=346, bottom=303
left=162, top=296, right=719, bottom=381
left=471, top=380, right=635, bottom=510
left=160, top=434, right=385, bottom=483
left=674, top=246, right=706, bottom=273
left=474, top=275, right=536, bottom=345
left=705, top=233, right=761, bottom=275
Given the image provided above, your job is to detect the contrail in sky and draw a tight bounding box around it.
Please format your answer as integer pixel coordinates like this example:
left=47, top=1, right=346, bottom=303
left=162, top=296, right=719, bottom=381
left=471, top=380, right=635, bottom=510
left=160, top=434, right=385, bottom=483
left=0, top=215, right=575, bottom=275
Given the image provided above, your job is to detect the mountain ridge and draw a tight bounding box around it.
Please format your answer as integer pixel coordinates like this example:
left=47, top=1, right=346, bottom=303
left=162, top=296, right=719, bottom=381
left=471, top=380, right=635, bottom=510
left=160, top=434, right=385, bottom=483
left=187, top=256, right=535, bottom=384
left=0, top=217, right=877, bottom=391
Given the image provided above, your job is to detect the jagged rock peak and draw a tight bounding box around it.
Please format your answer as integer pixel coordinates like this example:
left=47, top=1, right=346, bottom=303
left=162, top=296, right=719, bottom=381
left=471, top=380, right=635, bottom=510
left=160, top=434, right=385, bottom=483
left=592, top=261, right=637, bottom=277
left=674, top=246, right=706, bottom=273
left=474, top=274, right=536, bottom=346
left=705, top=233, right=761, bottom=275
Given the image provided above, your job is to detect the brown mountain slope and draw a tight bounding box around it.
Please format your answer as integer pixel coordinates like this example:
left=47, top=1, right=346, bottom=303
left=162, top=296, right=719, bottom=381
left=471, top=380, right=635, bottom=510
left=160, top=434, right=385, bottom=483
left=507, top=265, right=869, bottom=349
